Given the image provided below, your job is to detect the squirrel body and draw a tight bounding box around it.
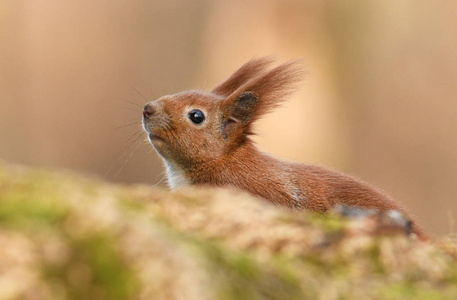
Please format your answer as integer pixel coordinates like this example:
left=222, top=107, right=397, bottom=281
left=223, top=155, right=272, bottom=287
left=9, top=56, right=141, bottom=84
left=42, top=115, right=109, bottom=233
left=142, top=58, right=428, bottom=240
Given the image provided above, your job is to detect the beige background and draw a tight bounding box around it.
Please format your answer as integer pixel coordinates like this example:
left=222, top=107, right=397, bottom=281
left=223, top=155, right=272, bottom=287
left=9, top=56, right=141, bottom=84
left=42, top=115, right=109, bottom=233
left=1, top=1, right=456, bottom=236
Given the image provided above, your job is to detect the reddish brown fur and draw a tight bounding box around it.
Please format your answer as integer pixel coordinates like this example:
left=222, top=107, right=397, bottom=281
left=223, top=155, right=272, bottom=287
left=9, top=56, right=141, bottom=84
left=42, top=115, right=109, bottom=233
left=142, top=58, right=429, bottom=241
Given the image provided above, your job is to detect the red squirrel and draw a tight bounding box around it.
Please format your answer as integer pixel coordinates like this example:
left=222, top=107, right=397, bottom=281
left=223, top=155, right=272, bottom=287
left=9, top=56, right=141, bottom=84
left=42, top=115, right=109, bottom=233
left=142, top=57, right=428, bottom=241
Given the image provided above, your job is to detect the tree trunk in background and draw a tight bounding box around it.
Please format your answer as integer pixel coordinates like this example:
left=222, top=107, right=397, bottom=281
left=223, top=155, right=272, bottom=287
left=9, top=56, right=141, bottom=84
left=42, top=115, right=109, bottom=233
left=327, top=0, right=457, bottom=235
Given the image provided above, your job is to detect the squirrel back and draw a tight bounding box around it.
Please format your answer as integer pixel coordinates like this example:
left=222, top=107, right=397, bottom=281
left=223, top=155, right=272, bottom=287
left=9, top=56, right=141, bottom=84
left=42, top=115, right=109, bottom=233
left=142, top=57, right=429, bottom=241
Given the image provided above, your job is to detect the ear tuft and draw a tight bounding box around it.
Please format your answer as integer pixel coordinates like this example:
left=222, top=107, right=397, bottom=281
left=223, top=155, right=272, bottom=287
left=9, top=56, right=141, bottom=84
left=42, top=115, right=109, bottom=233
left=211, top=57, right=274, bottom=97
left=236, top=60, right=304, bottom=122
left=218, top=58, right=305, bottom=143
left=224, top=59, right=304, bottom=121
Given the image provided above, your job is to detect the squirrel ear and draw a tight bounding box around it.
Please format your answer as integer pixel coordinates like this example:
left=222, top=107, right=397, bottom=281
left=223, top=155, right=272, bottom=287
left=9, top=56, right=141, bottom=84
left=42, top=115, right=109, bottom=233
left=219, top=59, right=304, bottom=141
left=222, top=92, right=258, bottom=139
left=211, top=57, right=274, bottom=97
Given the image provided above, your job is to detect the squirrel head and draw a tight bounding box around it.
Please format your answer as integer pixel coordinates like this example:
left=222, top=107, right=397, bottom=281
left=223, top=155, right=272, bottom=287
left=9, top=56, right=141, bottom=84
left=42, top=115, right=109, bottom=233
left=142, top=57, right=303, bottom=169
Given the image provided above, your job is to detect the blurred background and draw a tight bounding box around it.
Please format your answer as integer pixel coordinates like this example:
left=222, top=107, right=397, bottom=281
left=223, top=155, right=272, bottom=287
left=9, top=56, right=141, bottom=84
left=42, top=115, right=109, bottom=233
left=1, top=0, right=456, bottom=236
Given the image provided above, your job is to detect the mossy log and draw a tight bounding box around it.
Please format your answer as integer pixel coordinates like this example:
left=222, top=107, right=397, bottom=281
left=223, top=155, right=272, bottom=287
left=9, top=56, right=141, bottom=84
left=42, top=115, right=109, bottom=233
left=0, top=162, right=456, bottom=300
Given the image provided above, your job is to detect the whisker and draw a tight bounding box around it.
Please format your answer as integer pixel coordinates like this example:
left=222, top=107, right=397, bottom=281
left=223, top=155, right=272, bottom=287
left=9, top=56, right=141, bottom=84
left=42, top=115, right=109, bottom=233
left=119, top=98, right=142, bottom=108
left=114, top=135, right=143, bottom=178
left=130, top=85, right=149, bottom=102
left=113, top=131, right=144, bottom=174
left=121, top=106, right=141, bottom=113
left=104, top=129, right=144, bottom=178
left=111, top=91, right=143, bottom=105
left=120, top=129, right=144, bottom=152
left=114, top=122, right=142, bottom=130
left=151, top=172, right=167, bottom=187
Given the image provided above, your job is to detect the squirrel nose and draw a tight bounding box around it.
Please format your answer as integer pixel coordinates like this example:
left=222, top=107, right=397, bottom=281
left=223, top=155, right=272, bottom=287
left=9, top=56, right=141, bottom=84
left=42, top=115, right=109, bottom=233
left=143, top=103, right=156, bottom=119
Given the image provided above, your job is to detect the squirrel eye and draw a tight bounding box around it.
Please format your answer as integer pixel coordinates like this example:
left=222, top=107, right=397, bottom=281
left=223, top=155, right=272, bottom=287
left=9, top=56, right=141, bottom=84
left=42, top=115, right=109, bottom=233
left=188, top=109, right=205, bottom=124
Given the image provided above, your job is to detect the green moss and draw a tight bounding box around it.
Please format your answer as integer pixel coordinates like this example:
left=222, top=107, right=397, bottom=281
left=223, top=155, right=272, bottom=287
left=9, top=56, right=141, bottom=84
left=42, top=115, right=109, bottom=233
left=153, top=223, right=307, bottom=300
left=117, top=190, right=148, bottom=212
left=0, top=172, right=68, bottom=228
left=379, top=283, right=448, bottom=300
left=173, top=192, right=209, bottom=207
left=43, top=233, right=138, bottom=300
left=0, top=196, right=67, bottom=228
left=0, top=168, right=139, bottom=299
left=443, top=265, right=457, bottom=284
left=199, top=242, right=305, bottom=300
left=365, top=241, right=387, bottom=274
left=1, top=162, right=457, bottom=299
left=308, top=213, right=346, bottom=234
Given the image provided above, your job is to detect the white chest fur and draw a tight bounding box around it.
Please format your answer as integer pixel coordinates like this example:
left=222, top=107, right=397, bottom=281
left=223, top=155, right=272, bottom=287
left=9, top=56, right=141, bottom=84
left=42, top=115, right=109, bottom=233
left=164, top=160, right=190, bottom=190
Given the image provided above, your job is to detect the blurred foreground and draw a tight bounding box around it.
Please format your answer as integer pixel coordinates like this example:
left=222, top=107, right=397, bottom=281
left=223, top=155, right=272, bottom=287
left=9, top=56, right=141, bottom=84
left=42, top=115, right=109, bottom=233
left=1, top=161, right=457, bottom=300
